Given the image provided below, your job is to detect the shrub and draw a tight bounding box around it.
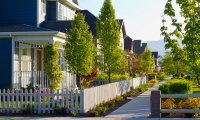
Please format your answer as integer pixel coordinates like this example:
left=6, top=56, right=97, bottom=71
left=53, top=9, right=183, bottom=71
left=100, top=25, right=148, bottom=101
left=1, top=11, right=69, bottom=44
left=137, top=84, right=151, bottom=93
left=168, top=80, right=192, bottom=94
left=159, top=79, right=192, bottom=94
left=157, top=72, right=167, bottom=80
left=159, top=82, right=170, bottom=94
left=96, top=73, right=131, bottom=81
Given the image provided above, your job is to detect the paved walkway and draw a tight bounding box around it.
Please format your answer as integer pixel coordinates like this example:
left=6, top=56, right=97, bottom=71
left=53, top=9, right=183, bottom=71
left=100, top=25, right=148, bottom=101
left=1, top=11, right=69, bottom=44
left=105, top=78, right=171, bottom=120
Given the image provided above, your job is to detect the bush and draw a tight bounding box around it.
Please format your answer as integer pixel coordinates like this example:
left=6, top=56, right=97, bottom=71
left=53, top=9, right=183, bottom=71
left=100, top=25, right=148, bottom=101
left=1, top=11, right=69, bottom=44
left=96, top=73, right=131, bottom=81
left=137, top=84, right=151, bottom=93
left=157, top=72, right=167, bottom=80
left=159, top=79, right=192, bottom=94
left=168, top=80, right=192, bottom=94
left=159, top=82, right=170, bottom=94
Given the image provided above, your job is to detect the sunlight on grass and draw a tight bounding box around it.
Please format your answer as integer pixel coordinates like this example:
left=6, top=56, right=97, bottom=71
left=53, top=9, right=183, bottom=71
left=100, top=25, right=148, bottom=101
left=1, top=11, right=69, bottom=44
left=192, top=85, right=200, bottom=94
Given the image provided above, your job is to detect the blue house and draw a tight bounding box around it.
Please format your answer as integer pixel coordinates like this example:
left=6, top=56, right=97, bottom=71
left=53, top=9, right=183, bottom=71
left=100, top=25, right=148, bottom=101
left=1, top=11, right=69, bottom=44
left=0, top=0, right=80, bottom=90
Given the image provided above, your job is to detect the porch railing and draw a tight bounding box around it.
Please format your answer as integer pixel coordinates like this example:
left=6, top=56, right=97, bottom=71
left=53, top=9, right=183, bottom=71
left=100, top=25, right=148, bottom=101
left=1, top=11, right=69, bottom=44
left=14, top=71, right=49, bottom=90
left=13, top=71, right=77, bottom=90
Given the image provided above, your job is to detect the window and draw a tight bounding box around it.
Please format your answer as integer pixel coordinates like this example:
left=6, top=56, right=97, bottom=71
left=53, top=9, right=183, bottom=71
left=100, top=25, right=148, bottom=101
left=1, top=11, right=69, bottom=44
left=58, top=4, right=63, bottom=20
left=41, top=0, right=46, bottom=14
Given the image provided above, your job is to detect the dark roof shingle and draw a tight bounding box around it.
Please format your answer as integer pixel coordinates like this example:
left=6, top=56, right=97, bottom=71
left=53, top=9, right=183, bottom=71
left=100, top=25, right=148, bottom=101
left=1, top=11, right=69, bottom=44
left=76, top=10, right=97, bottom=36
left=124, top=36, right=133, bottom=50
left=40, top=21, right=72, bottom=33
left=0, top=24, right=53, bottom=32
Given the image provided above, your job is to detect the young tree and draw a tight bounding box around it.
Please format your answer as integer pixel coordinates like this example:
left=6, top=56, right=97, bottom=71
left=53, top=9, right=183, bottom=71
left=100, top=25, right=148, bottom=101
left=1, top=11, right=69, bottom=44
left=160, top=52, right=189, bottom=77
left=140, top=49, right=155, bottom=74
left=161, top=0, right=200, bottom=85
left=96, top=0, right=127, bottom=83
left=64, top=13, right=97, bottom=87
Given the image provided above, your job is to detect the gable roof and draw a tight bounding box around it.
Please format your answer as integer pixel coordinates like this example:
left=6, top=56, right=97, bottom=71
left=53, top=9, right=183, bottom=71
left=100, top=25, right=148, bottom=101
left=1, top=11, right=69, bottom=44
left=40, top=21, right=72, bottom=33
left=117, top=19, right=123, bottom=29
left=76, top=10, right=97, bottom=36
left=0, top=24, right=54, bottom=32
left=124, top=36, right=133, bottom=50
left=152, top=52, right=159, bottom=59
left=133, top=40, right=147, bottom=55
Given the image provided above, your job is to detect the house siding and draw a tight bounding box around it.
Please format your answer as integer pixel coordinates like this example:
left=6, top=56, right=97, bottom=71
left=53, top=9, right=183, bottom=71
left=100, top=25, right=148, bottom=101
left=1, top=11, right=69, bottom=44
left=0, top=38, right=13, bottom=89
left=0, top=0, right=38, bottom=26
left=47, top=1, right=57, bottom=21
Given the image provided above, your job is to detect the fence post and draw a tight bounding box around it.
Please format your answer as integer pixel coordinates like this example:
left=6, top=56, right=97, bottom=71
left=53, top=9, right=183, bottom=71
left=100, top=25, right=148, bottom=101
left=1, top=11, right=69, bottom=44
left=80, top=90, right=84, bottom=113
left=150, top=90, right=161, bottom=118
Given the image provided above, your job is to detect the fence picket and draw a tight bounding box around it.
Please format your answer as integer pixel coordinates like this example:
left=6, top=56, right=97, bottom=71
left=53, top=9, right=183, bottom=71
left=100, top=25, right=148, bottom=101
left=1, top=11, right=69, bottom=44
left=7, top=89, right=10, bottom=112
left=47, top=89, right=50, bottom=114
left=12, top=89, right=14, bottom=113
left=80, top=90, right=83, bottom=113
left=52, top=90, right=55, bottom=113
left=61, top=89, right=64, bottom=108
left=56, top=89, right=60, bottom=108
left=25, top=89, right=28, bottom=110
left=75, top=90, right=78, bottom=112
left=66, top=90, right=69, bottom=113
left=34, top=89, right=37, bottom=113
left=70, top=91, right=74, bottom=111
left=16, top=90, right=19, bottom=113
left=30, top=89, right=32, bottom=113
left=38, top=89, right=41, bottom=113
left=2, top=89, right=5, bottom=112
left=43, top=90, right=46, bottom=113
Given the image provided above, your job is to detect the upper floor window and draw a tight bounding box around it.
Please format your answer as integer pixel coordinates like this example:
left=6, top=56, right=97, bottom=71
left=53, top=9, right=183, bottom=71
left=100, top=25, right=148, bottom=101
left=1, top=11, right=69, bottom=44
left=41, top=0, right=46, bottom=14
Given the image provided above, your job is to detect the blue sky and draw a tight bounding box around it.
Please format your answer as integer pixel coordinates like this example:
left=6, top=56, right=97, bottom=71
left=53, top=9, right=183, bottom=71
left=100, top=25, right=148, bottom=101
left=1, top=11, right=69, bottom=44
left=79, top=0, right=167, bottom=41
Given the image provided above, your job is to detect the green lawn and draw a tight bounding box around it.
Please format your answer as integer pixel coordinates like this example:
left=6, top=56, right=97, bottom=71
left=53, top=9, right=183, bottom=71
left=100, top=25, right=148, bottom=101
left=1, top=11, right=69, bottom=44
left=192, top=85, right=200, bottom=93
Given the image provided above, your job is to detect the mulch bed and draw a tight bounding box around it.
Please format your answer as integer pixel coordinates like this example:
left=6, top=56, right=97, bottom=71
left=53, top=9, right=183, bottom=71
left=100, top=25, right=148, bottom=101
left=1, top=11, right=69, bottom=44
left=162, top=113, right=200, bottom=118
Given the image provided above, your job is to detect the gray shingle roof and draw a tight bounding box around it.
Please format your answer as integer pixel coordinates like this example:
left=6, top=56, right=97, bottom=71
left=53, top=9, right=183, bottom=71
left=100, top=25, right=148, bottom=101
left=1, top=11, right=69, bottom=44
left=0, top=24, right=54, bottom=32
left=152, top=52, right=159, bottom=59
left=133, top=40, right=147, bottom=55
left=76, top=10, right=97, bottom=36
left=40, top=21, right=72, bottom=33
left=124, top=36, right=133, bottom=50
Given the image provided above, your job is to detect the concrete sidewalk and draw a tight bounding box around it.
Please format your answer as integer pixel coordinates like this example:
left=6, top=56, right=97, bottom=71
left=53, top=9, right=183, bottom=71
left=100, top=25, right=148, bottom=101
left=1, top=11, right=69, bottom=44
left=105, top=78, right=171, bottom=120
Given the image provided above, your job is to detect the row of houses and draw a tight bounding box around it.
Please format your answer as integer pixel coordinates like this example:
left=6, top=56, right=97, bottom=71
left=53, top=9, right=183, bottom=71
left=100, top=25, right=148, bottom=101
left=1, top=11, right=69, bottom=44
left=124, top=37, right=160, bottom=72
left=0, top=0, right=159, bottom=90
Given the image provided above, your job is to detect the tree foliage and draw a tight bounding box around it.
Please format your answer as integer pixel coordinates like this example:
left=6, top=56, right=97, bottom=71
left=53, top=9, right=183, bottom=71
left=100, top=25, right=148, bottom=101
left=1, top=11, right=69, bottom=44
left=161, top=0, right=200, bottom=84
left=44, top=42, right=63, bottom=90
left=160, top=52, right=188, bottom=76
left=140, top=49, right=155, bottom=74
left=64, top=13, right=97, bottom=77
left=96, top=0, right=127, bottom=82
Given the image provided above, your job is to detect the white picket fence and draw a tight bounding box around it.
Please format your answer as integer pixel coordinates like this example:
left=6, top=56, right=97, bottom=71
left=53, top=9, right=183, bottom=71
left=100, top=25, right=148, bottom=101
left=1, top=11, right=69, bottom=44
left=0, top=89, right=83, bottom=113
left=83, top=76, right=146, bottom=112
left=0, top=76, right=146, bottom=114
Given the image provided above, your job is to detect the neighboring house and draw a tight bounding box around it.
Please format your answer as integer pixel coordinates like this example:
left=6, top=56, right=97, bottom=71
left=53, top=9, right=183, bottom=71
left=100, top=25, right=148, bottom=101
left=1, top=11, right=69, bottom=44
left=0, top=0, right=80, bottom=89
left=125, top=38, right=161, bottom=72
left=117, top=19, right=127, bottom=50
left=124, top=36, right=133, bottom=52
left=133, top=40, right=147, bottom=56
left=152, top=52, right=161, bottom=72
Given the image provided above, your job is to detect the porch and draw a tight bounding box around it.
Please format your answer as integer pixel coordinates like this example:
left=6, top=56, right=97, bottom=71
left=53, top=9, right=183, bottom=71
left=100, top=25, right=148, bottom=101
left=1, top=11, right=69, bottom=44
left=13, top=41, right=76, bottom=90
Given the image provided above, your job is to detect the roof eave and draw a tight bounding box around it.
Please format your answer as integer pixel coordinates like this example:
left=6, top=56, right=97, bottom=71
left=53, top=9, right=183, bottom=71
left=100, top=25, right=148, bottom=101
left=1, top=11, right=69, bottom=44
left=0, top=31, right=66, bottom=39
